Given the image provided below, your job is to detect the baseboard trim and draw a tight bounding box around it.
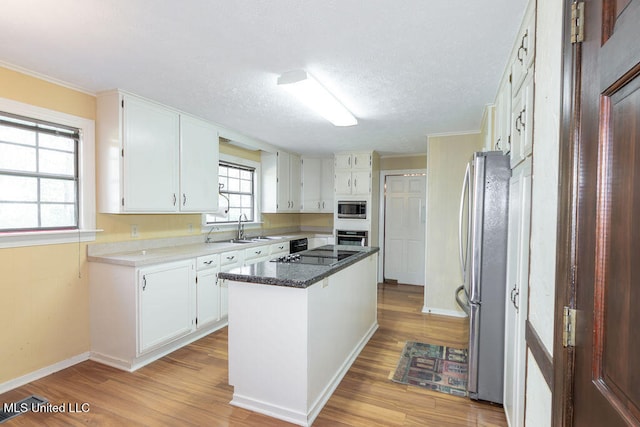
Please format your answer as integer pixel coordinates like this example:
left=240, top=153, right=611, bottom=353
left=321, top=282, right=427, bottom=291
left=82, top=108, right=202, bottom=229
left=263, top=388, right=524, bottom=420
left=231, top=322, right=379, bottom=427
left=422, top=306, right=468, bottom=318
left=0, top=352, right=90, bottom=395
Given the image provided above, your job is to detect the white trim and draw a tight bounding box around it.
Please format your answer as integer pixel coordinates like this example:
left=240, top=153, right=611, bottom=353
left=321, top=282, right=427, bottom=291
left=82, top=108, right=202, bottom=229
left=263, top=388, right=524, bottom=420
left=0, top=61, right=96, bottom=96
left=421, top=306, right=468, bottom=318
left=427, top=129, right=480, bottom=138
left=379, top=153, right=427, bottom=159
left=0, top=229, right=101, bottom=249
left=203, top=153, right=262, bottom=227
left=378, top=168, right=427, bottom=283
left=0, top=352, right=90, bottom=394
left=0, top=97, right=97, bottom=248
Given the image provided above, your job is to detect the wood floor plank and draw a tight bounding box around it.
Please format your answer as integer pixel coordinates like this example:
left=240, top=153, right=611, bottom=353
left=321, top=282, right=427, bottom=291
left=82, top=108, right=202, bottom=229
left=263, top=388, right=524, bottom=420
left=0, top=283, right=506, bottom=426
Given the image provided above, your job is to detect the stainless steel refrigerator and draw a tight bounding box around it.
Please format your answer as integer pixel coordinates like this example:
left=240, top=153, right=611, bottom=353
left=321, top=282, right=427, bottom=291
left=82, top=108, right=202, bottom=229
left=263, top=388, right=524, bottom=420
left=455, top=151, right=510, bottom=404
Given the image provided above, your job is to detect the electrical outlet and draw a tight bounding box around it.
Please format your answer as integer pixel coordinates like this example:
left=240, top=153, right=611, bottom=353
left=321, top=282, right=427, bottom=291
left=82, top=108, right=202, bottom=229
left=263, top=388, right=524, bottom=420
left=188, top=223, right=194, bottom=233
left=131, top=224, right=139, bottom=238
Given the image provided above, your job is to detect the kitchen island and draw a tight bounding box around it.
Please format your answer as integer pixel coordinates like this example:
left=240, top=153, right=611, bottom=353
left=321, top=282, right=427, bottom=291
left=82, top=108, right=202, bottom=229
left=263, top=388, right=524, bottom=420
left=218, top=245, right=379, bottom=427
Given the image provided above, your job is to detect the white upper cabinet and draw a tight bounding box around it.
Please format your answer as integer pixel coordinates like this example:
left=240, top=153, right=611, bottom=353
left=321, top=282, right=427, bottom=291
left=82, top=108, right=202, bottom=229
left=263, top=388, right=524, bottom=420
left=301, top=156, right=334, bottom=213
left=179, top=115, right=219, bottom=212
left=262, top=151, right=301, bottom=213
left=511, top=3, right=536, bottom=96
left=121, top=93, right=180, bottom=212
left=510, top=72, right=534, bottom=168
left=334, top=151, right=374, bottom=196
left=97, top=90, right=219, bottom=213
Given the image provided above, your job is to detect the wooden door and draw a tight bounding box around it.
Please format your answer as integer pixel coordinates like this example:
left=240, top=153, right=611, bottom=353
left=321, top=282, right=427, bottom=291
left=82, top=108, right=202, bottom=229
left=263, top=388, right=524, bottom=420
left=555, top=0, right=640, bottom=424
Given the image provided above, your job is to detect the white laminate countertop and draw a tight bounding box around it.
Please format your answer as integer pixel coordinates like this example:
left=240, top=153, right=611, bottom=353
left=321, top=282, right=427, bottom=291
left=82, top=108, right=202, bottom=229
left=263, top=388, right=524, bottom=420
left=87, top=233, right=332, bottom=267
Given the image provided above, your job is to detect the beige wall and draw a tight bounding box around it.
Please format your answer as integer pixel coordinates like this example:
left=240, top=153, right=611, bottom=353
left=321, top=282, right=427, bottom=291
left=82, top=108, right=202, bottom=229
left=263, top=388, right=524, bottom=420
left=0, top=67, right=96, bottom=383
left=380, top=155, right=426, bottom=171
left=423, top=133, right=483, bottom=315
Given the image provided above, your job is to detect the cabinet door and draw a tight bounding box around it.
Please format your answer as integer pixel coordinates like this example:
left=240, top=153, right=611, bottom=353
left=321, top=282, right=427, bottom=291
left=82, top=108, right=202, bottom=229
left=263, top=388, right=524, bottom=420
left=289, top=153, right=301, bottom=211
left=123, top=95, right=179, bottom=212
left=276, top=151, right=291, bottom=211
left=334, top=153, right=352, bottom=169
left=503, top=160, right=531, bottom=427
left=495, top=81, right=512, bottom=154
left=352, top=170, right=371, bottom=195
left=320, top=157, right=335, bottom=212
left=510, top=71, right=534, bottom=168
left=301, top=157, right=322, bottom=212
left=335, top=170, right=352, bottom=194
left=352, top=152, right=371, bottom=170
left=179, top=115, right=219, bottom=212
left=138, top=260, right=194, bottom=354
left=520, top=72, right=535, bottom=158
left=196, top=268, right=220, bottom=328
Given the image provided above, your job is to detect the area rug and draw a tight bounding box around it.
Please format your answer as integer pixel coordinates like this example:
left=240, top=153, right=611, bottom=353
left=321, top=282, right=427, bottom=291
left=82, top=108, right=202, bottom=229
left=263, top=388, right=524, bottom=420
left=390, top=341, right=469, bottom=397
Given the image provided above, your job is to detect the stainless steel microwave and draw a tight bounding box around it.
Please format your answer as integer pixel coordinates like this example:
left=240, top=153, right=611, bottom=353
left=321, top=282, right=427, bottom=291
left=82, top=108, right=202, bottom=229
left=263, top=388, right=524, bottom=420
left=337, top=200, right=367, bottom=219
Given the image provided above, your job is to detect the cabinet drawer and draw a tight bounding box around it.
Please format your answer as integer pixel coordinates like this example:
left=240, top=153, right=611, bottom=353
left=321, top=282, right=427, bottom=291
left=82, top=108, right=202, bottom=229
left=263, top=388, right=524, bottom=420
left=244, top=246, right=268, bottom=261
left=270, top=242, right=289, bottom=256
left=220, top=250, right=242, bottom=267
left=196, top=254, right=219, bottom=270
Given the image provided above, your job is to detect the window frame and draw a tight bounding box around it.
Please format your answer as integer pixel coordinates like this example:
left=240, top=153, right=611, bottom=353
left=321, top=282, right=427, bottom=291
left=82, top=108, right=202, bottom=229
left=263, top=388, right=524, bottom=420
left=203, top=153, right=261, bottom=229
left=0, top=97, right=97, bottom=248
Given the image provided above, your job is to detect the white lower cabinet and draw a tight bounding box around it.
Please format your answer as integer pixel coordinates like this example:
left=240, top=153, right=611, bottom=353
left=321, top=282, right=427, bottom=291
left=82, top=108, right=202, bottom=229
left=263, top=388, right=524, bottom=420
left=138, top=260, right=195, bottom=354
left=269, top=241, right=289, bottom=257
left=90, top=257, right=228, bottom=372
left=503, top=159, right=532, bottom=427
left=244, top=246, right=271, bottom=265
left=195, top=254, right=220, bottom=329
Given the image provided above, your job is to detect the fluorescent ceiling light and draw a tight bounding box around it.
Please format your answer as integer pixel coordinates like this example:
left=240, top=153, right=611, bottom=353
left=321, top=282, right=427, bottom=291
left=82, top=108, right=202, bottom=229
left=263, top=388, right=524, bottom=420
left=277, top=70, right=357, bottom=127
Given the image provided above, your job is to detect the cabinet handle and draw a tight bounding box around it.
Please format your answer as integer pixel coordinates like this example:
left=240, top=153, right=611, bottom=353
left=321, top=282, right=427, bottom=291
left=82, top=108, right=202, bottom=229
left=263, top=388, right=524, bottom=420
left=354, top=178, right=357, bottom=188
left=322, top=201, right=325, bottom=209
left=204, top=260, right=213, bottom=265
left=173, top=193, right=177, bottom=206
left=142, top=276, right=147, bottom=291
left=183, top=193, right=187, bottom=206
left=496, top=137, right=502, bottom=151
left=348, top=157, right=351, bottom=166
left=354, top=157, right=358, bottom=166
left=255, top=250, right=262, bottom=255
left=318, top=202, right=321, bottom=209
left=348, top=178, right=351, bottom=188
left=519, top=108, right=526, bottom=129
left=226, top=255, right=235, bottom=260
left=515, top=113, right=522, bottom=134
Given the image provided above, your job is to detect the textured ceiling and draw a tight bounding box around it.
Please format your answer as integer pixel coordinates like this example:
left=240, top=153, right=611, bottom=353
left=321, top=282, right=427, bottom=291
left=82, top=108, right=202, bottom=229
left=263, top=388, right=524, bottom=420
left=0, top=0, right=527, bottom=155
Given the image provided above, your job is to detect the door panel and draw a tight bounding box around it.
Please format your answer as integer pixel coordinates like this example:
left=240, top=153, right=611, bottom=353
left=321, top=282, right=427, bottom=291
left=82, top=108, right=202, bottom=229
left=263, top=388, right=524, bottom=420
left=559, top=0, right=640, bottom=425
left=383, top=174, right=426, bottom=285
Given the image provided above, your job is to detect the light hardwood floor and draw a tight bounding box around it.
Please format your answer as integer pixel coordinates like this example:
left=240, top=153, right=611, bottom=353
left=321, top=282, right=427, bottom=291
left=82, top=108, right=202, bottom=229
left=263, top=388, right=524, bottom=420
left=1, top=284, right=506, bottom=426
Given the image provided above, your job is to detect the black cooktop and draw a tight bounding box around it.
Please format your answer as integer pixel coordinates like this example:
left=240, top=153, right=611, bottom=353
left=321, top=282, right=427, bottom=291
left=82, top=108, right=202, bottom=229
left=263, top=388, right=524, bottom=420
left=271, top=248, right=359, bottom=266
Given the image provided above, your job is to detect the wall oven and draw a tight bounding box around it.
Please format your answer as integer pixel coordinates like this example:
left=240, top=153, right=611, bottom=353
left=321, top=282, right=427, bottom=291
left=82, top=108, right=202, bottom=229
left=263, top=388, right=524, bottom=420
left=337, top=200, right=367, bottom=219
left=336, top=230, right=368, bottom=246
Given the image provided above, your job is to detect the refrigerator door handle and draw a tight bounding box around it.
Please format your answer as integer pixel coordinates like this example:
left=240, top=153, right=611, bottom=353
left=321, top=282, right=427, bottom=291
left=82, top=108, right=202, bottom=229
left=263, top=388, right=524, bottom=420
left=458, top=162, right=470, bottom=280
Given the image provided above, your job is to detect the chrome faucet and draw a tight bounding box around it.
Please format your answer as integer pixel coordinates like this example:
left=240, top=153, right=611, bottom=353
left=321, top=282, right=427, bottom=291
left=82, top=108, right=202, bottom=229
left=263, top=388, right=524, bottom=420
left=237, top=213, right=248, bottom=240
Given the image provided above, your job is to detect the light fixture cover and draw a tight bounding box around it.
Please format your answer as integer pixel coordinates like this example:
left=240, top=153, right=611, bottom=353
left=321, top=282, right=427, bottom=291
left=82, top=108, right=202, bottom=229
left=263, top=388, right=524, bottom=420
left=277, top=70, right=357, bottom=127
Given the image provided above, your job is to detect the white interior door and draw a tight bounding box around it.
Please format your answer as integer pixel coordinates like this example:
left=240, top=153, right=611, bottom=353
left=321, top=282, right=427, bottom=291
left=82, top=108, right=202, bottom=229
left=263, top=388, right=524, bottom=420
left=384, top=174, right=426, bottom=285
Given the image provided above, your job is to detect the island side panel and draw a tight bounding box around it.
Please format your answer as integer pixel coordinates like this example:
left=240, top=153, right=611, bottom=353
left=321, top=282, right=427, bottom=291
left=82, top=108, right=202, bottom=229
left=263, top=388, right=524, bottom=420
left=307, top=252, right=379, bottom=415
left=227, top=280, right=310, bottom=423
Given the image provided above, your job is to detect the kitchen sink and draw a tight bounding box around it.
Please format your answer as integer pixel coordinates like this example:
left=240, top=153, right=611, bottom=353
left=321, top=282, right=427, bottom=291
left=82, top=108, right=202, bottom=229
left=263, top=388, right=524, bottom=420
left=251, top=236, right=279, bottom=241
left=229, top=239, right=255, bottom=244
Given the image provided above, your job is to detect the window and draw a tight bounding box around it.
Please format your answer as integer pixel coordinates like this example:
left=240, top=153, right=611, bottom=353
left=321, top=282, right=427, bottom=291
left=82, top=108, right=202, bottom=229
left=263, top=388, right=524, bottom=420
left=208, top=161, right=256, bottom=223
left=0, top=97, right=96, bottom=248
left=0, top=112, right=79, bottom=231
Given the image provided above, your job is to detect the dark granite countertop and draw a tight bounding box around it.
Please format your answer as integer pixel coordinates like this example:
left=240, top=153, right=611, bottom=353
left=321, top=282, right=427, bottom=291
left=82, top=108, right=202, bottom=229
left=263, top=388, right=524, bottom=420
left=218, top=245, right=379, bottom=288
